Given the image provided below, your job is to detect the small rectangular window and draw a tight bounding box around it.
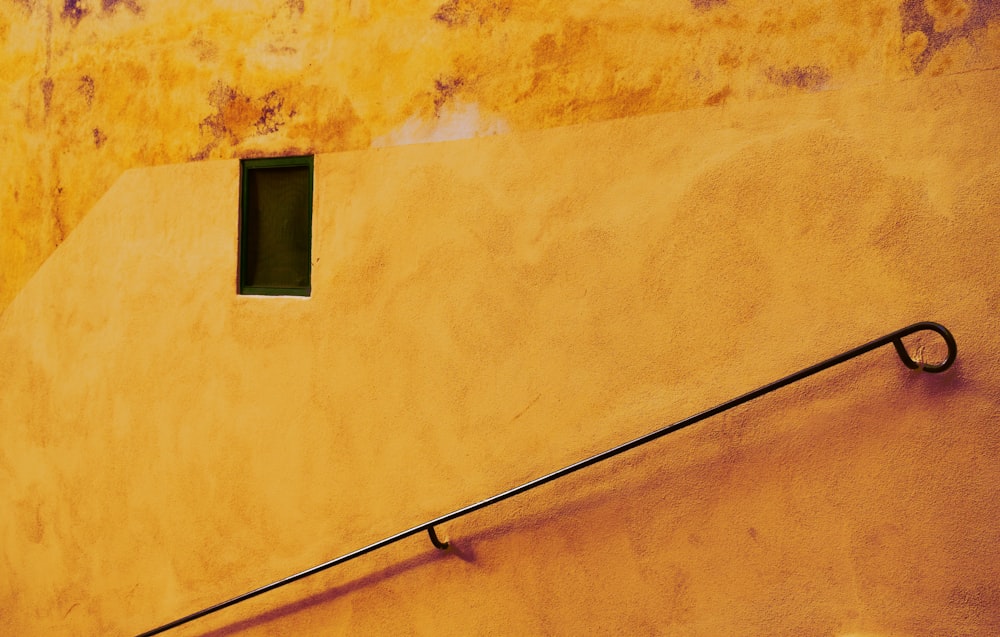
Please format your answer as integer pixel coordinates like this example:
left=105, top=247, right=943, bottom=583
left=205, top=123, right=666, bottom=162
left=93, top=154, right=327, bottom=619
left=239, top=155, right=314, bottom=296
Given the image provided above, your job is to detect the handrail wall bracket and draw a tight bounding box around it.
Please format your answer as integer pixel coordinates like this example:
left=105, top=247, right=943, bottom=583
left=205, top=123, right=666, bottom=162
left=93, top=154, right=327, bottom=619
left=891, top=322, right=957, bottom=373
left=427, top=526, right=450, bottom=550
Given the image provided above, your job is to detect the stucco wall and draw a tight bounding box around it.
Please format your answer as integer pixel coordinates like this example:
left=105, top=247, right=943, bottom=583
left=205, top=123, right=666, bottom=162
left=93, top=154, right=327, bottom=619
left=1, top=63, right=998, bottom=635
left=3, top=0, right=1000, bottom=311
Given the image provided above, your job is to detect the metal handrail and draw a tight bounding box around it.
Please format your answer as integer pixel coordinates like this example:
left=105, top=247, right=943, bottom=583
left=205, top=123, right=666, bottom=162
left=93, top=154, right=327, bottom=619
left=136, top=321, right=957, bottom=636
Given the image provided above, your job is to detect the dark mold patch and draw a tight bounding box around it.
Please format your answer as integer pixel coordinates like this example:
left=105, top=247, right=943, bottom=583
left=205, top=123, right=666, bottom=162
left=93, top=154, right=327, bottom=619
left=691, top=0, right=727, bottom=11
left=254, top=91, right=285, bottom=135
left=901, top=0, right=956, bottom=71
left=432, top=0, right=510, bottom=28
left=900, top=0, right=1000, bottom=73
left=433, top=76, right=465, bottom=115
left=61, top=0, right=88, bottom=24
left=40, top=77, right=54, bottom=113
left=102, top=0, right=143, bottom=14
left=77, top=75, right=94, bottom=105
left=199, top=82, right=289, bottom=147
left=92, top=128, right=106, bottom=147
left=765, top=65, right=830, bottom=91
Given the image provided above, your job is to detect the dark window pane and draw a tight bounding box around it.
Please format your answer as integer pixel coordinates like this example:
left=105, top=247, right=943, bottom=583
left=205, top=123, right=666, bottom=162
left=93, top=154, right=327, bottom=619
left=241, top=164, right=311, bottom=293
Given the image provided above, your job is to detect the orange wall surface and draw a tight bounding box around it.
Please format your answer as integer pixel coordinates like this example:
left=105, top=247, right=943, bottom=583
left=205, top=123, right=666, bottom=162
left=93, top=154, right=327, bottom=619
left=1, top=58, right=999, bottom=636
left=3, top=0, right=1000, bottom=311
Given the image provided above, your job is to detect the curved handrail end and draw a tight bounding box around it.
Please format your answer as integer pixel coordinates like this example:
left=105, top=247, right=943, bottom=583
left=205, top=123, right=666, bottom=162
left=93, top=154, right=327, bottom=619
left=892, top=322, right=957, bottom=374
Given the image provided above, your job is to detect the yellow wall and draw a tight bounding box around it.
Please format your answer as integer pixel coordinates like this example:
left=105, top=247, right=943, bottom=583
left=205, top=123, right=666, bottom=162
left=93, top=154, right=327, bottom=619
left=1, top=52, right=999, bottom=634
left=3, top=0, right=1000, bottom=311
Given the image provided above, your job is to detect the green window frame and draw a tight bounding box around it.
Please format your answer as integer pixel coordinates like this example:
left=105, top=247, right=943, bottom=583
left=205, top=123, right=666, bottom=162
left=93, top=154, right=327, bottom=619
left=238, top=155, right=314, bottom=296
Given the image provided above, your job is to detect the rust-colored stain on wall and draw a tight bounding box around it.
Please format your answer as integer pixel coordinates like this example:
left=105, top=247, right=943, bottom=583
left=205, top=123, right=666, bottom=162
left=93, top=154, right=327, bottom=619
left=2, top=0, right=1000, bottom=311
left=197, top=83, right=290, bottom=158
left=432, top=0, right=510, bottom=28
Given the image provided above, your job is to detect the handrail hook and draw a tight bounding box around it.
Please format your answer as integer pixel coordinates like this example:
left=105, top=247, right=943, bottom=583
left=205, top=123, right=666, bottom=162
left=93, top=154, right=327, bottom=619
left=890, top=321, right=957, bottom=373
left=427, top=526, right=449, bottom=550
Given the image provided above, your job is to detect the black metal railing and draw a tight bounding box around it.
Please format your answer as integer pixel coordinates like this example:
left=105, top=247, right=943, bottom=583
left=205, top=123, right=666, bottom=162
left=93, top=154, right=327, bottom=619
left=136, top=321, right=957, bottom=637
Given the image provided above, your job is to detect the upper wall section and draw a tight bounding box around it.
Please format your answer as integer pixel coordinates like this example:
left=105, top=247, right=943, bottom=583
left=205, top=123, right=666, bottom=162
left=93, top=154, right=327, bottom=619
left=2, top=0, right=1000, bottom=311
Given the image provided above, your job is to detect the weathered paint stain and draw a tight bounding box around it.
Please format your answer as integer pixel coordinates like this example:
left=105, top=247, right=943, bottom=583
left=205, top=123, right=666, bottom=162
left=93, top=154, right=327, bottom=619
left=434, top=76, right=466, bottom=115
left=900, top=0, right=1000, bottom=72
left=691, top=0, right=727, bottom=11
left=77, top=75, right=94, bottom=105
left=51, top=185, right=65, bottom=244
left=927, top=0, right=973, bottom=30
left=766, top=65, right=831, bottom=90
left=12, top=0, right=34, bottom=16
left=704, top=85, right=732, bottom=105
left=60, top=0, right=87, bottom=24
left=40, top=77, right=54, bottom=114
left=101, top=0, right=142, bottom=14
left=189, top=35, right=218, bottom=62
left=199, top=83, right=287, bottom=149
left=433, top=0, right=510, bottom=27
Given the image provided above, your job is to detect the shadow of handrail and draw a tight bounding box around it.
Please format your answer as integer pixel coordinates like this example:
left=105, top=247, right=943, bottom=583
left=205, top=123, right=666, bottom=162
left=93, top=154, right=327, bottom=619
left=135, top=321, right=957, bottom=637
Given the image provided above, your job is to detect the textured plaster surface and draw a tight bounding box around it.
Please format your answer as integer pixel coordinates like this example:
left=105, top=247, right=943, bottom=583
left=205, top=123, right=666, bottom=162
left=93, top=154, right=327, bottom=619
left=3, top=0, right=1000, bottom=311
left=1, top=65, right=999, bottom=635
